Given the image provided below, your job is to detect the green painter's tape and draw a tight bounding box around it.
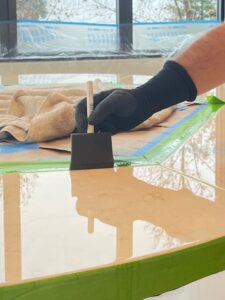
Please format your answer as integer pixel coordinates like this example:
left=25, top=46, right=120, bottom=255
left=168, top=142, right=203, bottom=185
left=207, top=95, right=225, bottom=104
left=0, top=103, right=224, bottom=173
left=0, top=159, right=70, bottom=174
left=137, top=103, right=223, bottom=165
left=1, top=236, right=225, bottom=300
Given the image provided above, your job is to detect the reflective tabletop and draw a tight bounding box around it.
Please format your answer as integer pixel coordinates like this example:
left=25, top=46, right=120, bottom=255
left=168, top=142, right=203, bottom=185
left=1, top=163, right=225, bottom=286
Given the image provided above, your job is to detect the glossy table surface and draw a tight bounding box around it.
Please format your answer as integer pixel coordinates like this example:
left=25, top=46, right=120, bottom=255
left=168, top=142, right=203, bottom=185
left=0, top=90, right=225, bottom=291
left=1, top=161, right=225, bottom=286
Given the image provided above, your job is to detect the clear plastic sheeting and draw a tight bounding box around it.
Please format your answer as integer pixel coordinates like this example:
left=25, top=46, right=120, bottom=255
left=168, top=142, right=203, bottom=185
left=17, top=21, right=118, bottom=56
left=0, top=20, right=219, bottom=59
left=19, top=73, right=118, bottom=86
left=133, top=20, right=218, bottom=55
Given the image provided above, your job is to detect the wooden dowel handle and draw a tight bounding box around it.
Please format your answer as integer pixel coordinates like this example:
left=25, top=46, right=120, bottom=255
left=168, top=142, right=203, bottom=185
left=86, top=81, right=94, bottom=133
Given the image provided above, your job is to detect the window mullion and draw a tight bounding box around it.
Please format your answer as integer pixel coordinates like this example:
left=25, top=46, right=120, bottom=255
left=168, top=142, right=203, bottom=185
left=116, top=0, right=133, bottom=52
left=0, top=0, right=17, bottom=57
left=218, top=0, right=225, bottom=22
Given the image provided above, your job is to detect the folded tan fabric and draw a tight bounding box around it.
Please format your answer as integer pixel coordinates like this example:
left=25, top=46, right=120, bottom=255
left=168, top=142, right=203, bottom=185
left=0, top=83, right=176, bottom=143
left=0, top=88, right=84, bottom=142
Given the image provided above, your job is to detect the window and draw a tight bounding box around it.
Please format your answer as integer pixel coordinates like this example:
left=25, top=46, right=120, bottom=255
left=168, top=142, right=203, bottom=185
left=0, top=0, right=224, bottom=59
left=133, top=0, right=217, bottom=23
left=16, top=0, right=117, bottom=57
left=133, top=0, right=220, bottom=55
left=17, top=0, right=116, bottom=23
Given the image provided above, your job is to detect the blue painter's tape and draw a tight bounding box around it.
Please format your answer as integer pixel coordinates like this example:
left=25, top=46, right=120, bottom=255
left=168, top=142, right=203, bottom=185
left=132, top=104, right=206, bottom=157
left=17, top=19, right=117, bottom=27
left=0, top=143, right=39, bottom=154
left=14, top=19, right=219, bottom=27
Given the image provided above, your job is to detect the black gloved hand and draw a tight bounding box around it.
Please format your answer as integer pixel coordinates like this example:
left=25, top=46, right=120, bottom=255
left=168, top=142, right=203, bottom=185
left=75, top=88, right=143, bottom=133
left=75, top=61, right=197, bottom=134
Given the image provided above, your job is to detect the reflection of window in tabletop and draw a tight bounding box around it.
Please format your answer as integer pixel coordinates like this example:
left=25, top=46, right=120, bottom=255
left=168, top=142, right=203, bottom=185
left=174, top=120, right=215, bottom=200
left=133, top=166, right=183, bottom=191
left=164, top=117, right=216, bottom=179
left=133, top=117, right=216, bottom=201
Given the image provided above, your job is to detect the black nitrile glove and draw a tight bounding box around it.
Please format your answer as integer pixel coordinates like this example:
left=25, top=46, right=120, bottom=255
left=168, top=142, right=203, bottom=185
left=75, top=60, right=197, bottom=134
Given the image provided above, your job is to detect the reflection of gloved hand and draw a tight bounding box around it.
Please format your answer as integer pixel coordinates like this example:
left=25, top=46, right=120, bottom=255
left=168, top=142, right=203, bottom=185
left=75, top=60, right=197, bottom=134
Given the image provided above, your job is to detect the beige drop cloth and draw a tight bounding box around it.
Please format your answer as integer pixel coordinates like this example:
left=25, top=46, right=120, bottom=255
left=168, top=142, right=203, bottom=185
left=0, top=82, right=176, bottom=143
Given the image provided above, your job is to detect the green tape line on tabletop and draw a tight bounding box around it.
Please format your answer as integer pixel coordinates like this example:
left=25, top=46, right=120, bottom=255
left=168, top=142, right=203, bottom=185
left=0, top=159, right=71, bottom=174
left=1, top=236, right=225, bottom=300
left=0, top=158, right=134, bottom=173
left=140, top=102, right=223, bottom=165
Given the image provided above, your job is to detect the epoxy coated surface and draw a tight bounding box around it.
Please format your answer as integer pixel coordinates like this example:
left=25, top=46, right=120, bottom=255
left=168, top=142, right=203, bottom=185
left=0, top=92, right=225, bottom=288
left=1, top=163, right=225, bottom=286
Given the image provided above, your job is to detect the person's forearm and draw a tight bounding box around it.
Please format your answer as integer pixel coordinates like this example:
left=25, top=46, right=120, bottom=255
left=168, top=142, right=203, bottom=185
left=174, top=23, right=225, bottom=95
